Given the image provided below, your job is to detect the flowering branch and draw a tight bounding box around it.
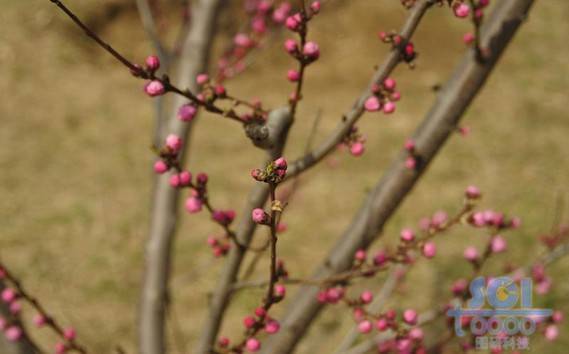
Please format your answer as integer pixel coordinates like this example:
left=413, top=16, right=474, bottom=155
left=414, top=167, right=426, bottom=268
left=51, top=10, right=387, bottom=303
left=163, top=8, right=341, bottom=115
left=262, top=1, right=536, bottom=352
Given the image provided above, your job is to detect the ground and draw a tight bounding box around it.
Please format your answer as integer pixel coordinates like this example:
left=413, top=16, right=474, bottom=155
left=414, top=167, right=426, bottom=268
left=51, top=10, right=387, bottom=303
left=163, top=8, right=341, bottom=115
left=1, top=0, right=568, bottom=353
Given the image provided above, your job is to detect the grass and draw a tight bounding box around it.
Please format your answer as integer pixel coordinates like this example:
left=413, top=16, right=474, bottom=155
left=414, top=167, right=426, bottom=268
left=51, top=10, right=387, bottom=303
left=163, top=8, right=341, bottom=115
left=1, top=0, right=568, bottom=353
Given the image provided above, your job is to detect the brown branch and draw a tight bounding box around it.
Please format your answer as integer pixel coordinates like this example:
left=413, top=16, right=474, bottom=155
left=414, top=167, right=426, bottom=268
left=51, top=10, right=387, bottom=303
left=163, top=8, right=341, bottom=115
left=197, top=108, right=293, bottom=354
left=139, top=1, right=226, bottom=353
left=284, top=0, right=434, bottom=180
left=261, top=1, right=536, bottom=352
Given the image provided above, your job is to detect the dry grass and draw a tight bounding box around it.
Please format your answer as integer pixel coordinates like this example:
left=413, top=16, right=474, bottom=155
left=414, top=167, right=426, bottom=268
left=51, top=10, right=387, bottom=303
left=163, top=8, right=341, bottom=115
left=1, top=0, right=568, bottom=353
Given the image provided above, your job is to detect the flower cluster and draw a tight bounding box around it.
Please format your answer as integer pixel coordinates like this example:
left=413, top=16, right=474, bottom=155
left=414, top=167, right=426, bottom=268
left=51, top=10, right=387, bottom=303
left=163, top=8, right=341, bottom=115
left=364, top=77, right=401, bottom=115
left=251, top=157, right=288, bottom=184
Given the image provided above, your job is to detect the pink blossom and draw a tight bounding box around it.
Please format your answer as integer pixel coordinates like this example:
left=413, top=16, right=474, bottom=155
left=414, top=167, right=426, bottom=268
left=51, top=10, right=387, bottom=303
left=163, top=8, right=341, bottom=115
left=364, top=96, right=381, bottom=112
left=55, top=343, right=67, bottom=354
left=285, top=14, right=301, bottom=31
left=409, top=327, right=424, bottom=340
left=284, top=39, right=298, bottom=54
left=490, top=235, right=507, bottom=253
left=310, top=1, right=321, bottom=13
left=454, top=3, right=470, bottom=18
left=422, top=241, right=436, bottom=258
left=145, top=55, right=160, bottom=71
left=165, top=134, right=183, bottom=153
left=252, top=208, right=269, bottom=224
left=545, top=324, right=559, bottom=341
left=274, top=284, right=286, bottom=297
left=354, top=249, right=367, bottom=262
left=218, top=337, right=230, bottom=348
left=404, top=139, right=415, bottom=152
left=375, top=318, right=389, bottom=331
left=463, top=32, right=475, bottom=45
left=287, top=69, right=300, bottom=82
left=465, top=185, right=481, bottom=199
left=373, top=250, right=388, bottom=266
left=185, top=197, right=203, bottom=213
left=405, top=157, right=416, bottom=169
left=360, top=291, right=374, bottom=304
left=358, top=320, right=373, bottom=334
left=552, top=311, right=564, bottom=323
left=177, top=104, right=198, bottom=122
left=63, top=327, right=76, bottom=340
left=463, top=246, right=479, bottom=261
left=9, top=301, right=21, bottom=314
left=350, top=142, right=365, bottom=157
left=4, top=326, right=22, bottom=342
left=274, top=157, right=288, bottom=170
left=303, top=42, right=320, bottom=60
left=391, top=91, right=401, bottom=101
left=400, top=228, right=415, bottom=242
left=1, top=288, right=16, bottom=303
left=383, top=77, right=396, bottom=90
left=144, top=80, right=165, bottom=97
left=243, top=316, right=256, bottom=329
left=196, top=73, right=209, bottom=85
left=234, top=33, right=254, bottom=48
left=265, top=320, right=280, bottom=334
left=179, top=171, right=191, bottom=186
left=252, top=18, right=267, bottom=34
left=382, top=102, right=396, bottom=114
left=246, top=338, right=261, bottom=352
left=33, top=314, right=47, bottom=327
left=153, top=160, right=168, bottom=174
left=403, top=309, right=418, bottom=325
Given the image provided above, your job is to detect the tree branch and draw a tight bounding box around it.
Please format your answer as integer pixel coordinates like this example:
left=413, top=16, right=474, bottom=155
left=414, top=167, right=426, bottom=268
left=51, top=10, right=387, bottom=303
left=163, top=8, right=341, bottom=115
left=139, top=1, right=226, bottom=353
left=261, top=1, right=536, bottom=352
left=197, top=108, right=293, bottom=354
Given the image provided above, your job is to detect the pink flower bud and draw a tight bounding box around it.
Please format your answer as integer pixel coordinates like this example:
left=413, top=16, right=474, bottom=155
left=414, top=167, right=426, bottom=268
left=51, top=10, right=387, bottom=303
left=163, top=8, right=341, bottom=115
left=403, top=309, right=418, bottom=325
left=404, top=139, right=415, bottom=152
left=382, top=102, right=396, bottom=114
left=400, top=228, right=415, bottom=242
left=431, top=211, right=448, bottom=228
left=364, top=96, right=381, bottom=112
left=215, top=84, right=226, bottom=96
left=422, top=241, right=436, bottom=258
left=153, top=160, right=168, bottom=174
left=274, top=157, right=287, bottom=170
left=463, top=32, right=475, bottom=44
left=265, top=320, right=280, bottom=334
left=405, top=156, right=416, bottom=170
left=303, top=42, right=320, bottom=60
left=274, top=284, right=286, bottom=298
left=33, top=314, right=47, bottom=327
left=552, top=311, right=564, bottom=323
left=510, top=217, right=522, bottom=228
left=310, top=1, right=321, bottom=13
left=284, top=39, right=298, bottom=54
left=287, top=69, right=300, bottom=82
left=177, top=104, right=198, bottom=122
left=243, top=315, right=256, bottom=329
left=218, top=337, right=230, bottom=348
left=490, top=235, right=507, bottom=253
left=63, top=328, right=76, bottom=341
left=196, top=73, right=209, bottom=85
left=354, top=249, right=367, bottom=262
left=350, top=142, right=365, bottom=157
left=360, top=291, right=374, bottom=304
left=169, top=174, right=181, bottom=188
left=1, top=288, right=16, bottom=303
left=165, top=134, right=183, bottom=153
left=285, top=14, right=300, bottom=31
left=185, top=197, right=203, bottom=213
left=358, top=320, right=373, bottom=334
left=197, top=172, right=209, bottom=184
left=375, top=318, right=389, bottom=331
left=383, top=77, right=396, bottom=90
left=373, top=250, right=388, bottom=266
left=55, top=342, right=67, bottom=354
left=391, top=91, right=401, bottom=101
left=246, top=338, right=261, bottom=352
left=545, top=324, right=559, bottom=341
left=144, top=80, right=165, bottom=97
left=409, top=327, right=424, bottom=340
left=9, top=301, right=21, bottom=314
left=145, top=55, right=160, bottom=71
left=4, top=326, right=22, bottom=342
left=252, top=208, right=269, bottom=224
left=252, top=18, right=267, bottom=34
left=325, top=287, right=344, bottom=303
left=463, top=246, right=479, bottom=261
left=179, top=171, right=192, bottom=186
left=454, top=3, right=470, bottom=18
left=465, top=185, right=481, bottom=199
left=234, top=33, right=254, bottom=48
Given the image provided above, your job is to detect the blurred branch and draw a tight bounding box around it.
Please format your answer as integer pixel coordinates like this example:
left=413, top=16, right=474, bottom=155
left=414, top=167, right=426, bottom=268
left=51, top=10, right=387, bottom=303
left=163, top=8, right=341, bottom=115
left=261, top=1, right=536, bottom=352
left=135, top=0, right=170, bottom=63
left=197, top=107, right=293, bottom=354
left=139, top=1, right=226, bottom=353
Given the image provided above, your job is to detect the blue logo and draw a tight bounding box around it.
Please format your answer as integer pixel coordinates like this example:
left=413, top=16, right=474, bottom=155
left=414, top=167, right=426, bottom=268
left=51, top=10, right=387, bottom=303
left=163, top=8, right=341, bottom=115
left=447, top=276, right=552, bottom=349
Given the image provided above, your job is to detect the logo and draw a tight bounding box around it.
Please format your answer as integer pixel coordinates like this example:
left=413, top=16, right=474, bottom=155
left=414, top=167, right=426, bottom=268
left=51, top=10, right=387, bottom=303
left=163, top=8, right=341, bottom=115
left=446, top=276, right=552, bottom=351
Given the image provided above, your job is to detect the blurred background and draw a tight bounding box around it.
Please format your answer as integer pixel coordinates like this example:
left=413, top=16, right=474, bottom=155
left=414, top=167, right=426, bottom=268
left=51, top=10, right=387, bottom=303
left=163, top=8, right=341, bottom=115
left=1, top=0, right=568, bottom=353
